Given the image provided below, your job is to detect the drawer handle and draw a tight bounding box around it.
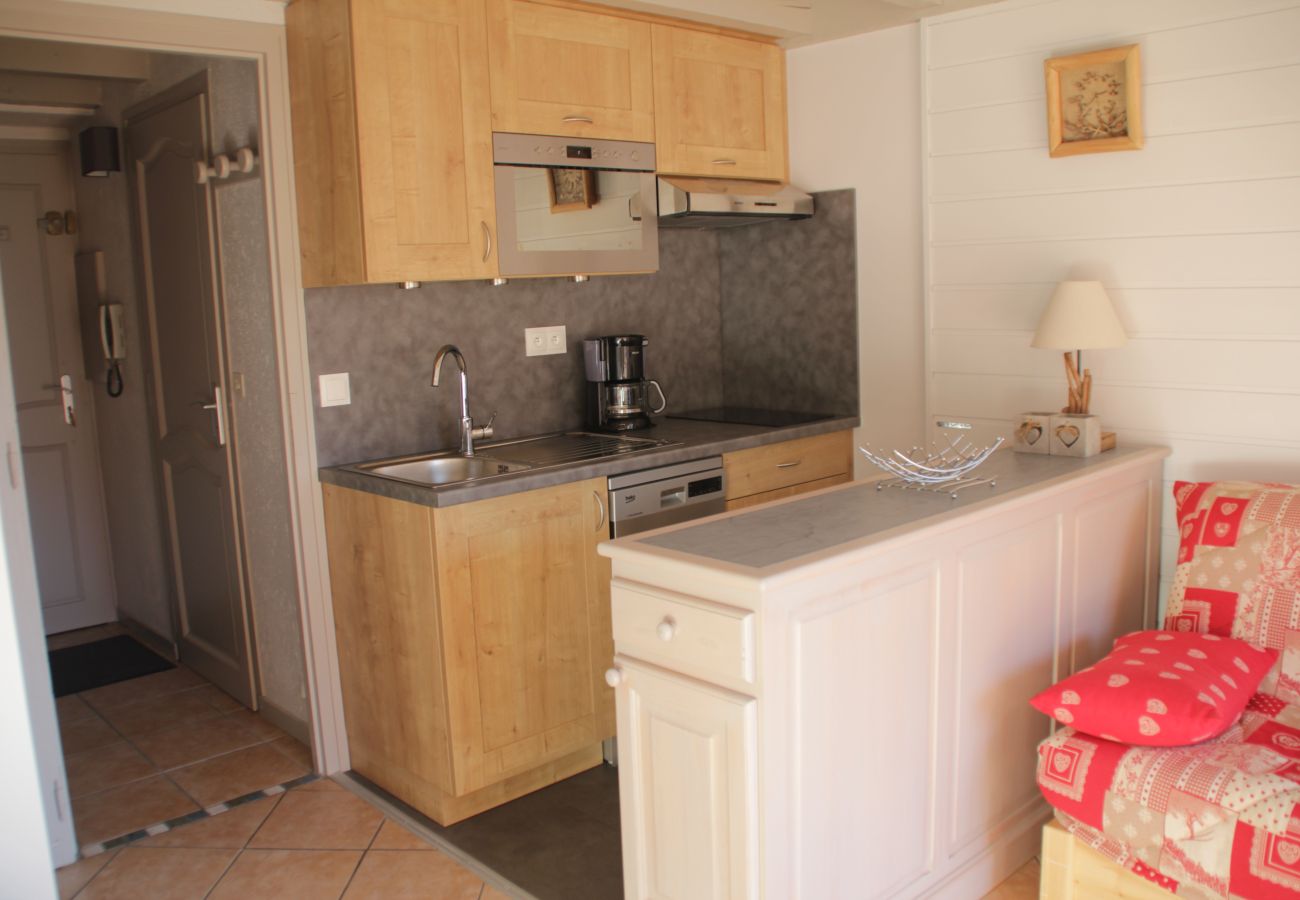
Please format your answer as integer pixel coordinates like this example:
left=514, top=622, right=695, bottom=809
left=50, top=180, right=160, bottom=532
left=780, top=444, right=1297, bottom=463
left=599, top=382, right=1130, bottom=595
left=562, top=114, right=594, bottom=124
left=712, top=158, right=737, bottom=166
left=605, top=667, right=623, bottom=687
left=776, top=460, right=802, bottom=469
left=656, top=617, right=676, bottom=642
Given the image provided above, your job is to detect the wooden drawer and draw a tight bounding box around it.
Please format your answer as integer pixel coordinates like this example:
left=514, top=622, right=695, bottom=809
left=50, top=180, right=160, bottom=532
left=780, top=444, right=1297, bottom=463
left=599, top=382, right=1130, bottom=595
left=723, top=430, right=852, bottom=501
left=612, top=583, right=755, bottom=687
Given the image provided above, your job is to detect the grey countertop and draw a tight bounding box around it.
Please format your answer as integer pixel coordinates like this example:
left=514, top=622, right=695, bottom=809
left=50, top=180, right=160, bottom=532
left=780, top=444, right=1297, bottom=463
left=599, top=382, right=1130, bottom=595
left=318, top=415, right=859, bottom=508
left=624, top=445, right=1169, bottom=572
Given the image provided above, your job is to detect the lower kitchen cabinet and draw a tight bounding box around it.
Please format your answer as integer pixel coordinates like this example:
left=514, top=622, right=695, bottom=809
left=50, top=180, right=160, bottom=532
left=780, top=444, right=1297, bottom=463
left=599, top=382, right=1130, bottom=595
left=321, top=477, right=613, bottom=824
left=723, top=429, right=853, bottom=510
left=610, top=657, right=757, bottom=900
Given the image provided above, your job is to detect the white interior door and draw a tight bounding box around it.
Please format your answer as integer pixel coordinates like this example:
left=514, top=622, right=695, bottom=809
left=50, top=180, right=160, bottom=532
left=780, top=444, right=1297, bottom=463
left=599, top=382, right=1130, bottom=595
left=128, top=86, right=256, bottom=707
left=0, top=147, right=116, bottom=636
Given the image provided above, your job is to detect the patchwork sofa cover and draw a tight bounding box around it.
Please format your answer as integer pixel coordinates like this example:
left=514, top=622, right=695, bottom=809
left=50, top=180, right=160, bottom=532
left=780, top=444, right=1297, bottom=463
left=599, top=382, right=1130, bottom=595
left=1037, top=480, right=1300, bottom=898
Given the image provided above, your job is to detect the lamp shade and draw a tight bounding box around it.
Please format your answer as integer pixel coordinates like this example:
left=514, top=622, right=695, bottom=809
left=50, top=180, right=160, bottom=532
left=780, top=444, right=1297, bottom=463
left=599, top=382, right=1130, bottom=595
left=1031, top=281, right=1127, bottom=350
left=79, top=126, right=120, bottom=177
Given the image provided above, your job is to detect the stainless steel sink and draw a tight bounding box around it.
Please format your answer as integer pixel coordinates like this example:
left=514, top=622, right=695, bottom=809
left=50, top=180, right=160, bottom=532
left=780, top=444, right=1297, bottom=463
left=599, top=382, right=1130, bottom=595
left=349, top=431, right=681, bottom=489
left=359, top=453, right=532, bottom=486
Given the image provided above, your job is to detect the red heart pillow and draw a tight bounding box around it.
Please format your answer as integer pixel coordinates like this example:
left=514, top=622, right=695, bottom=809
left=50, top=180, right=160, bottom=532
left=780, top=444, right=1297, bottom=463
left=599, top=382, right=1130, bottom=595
left=1030, top=630, right=1277, bottom=746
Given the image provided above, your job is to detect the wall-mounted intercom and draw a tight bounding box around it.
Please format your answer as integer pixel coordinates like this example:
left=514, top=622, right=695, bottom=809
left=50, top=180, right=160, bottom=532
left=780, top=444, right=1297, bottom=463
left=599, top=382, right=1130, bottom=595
left=75, top=250, right=126, bottom=397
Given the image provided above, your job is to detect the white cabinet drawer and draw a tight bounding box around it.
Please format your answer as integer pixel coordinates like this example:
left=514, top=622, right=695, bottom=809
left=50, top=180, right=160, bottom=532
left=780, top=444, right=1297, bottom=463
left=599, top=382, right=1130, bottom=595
left=612, top=582, right=755, bottom=688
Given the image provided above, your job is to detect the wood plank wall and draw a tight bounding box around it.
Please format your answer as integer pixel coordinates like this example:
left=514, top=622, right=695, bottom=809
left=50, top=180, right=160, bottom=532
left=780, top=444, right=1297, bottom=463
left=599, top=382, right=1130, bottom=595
left=921, top=0, right=1300, bottom=611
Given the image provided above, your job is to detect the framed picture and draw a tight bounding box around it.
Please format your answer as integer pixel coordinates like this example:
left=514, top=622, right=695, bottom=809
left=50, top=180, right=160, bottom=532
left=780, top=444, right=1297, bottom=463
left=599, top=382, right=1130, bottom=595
left=1044, top=44, right=1143, bottom=158
left=548, top=168, right=597, bottom=212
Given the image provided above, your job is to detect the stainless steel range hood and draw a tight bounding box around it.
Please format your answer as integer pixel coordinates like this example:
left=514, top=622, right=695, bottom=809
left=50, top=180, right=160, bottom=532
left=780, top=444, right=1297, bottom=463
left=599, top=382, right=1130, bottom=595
left=657, top=175, right=814, bottom=228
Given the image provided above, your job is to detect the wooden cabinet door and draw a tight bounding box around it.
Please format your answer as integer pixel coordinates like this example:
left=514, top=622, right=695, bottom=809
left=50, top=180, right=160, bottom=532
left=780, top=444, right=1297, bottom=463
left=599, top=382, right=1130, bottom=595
left=487, top=0, right=655, bottom=142
left=651, top=25, right=787, bottom=181
left=614, top=657, right=758, bottom=900
left=433, top=478, right=608, bottom=795
left=350, top=0, right=497, bottom=282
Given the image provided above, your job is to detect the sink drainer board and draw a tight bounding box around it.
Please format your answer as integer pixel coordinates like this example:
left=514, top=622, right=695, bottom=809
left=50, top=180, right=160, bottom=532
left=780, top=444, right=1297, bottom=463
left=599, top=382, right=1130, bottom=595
left=485, top=431, right=678, bottom=467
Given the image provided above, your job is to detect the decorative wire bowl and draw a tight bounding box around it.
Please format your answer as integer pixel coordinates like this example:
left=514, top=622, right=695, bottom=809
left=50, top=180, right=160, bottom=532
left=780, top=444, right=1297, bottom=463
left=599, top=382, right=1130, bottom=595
left=859, top=434, right=1004, bottom=498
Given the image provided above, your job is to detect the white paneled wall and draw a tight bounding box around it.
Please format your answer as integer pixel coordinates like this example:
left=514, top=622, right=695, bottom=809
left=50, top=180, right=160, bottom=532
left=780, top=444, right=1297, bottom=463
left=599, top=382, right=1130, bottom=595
left=922, top=0, right=1300, bottom=609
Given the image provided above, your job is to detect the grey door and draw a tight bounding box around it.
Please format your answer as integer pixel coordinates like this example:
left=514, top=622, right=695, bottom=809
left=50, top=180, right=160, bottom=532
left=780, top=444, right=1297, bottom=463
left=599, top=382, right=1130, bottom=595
left=128, top=85, right=256, bottom=707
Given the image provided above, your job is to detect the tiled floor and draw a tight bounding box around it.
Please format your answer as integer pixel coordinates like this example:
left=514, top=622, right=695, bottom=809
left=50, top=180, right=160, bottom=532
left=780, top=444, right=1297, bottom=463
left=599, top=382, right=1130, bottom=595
left=56, top=778, right=512, bottom=899
left=50, top=625, right=311, bottom=849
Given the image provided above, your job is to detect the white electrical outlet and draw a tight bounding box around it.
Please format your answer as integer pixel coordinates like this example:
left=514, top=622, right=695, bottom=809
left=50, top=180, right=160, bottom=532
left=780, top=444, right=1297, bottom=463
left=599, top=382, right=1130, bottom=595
left=319, top=372, right=351, bottom=407
left=525, top=325, right=566, bottom=357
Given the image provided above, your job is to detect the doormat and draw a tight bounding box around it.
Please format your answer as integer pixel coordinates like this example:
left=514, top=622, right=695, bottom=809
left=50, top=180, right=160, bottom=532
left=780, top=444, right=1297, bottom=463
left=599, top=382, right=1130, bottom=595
left=48, top=635, right=175, bottom=697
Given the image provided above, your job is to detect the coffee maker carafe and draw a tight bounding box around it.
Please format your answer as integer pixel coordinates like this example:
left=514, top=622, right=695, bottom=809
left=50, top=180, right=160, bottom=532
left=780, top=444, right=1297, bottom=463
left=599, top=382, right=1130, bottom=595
left=583, top=335, right=667, bottom=432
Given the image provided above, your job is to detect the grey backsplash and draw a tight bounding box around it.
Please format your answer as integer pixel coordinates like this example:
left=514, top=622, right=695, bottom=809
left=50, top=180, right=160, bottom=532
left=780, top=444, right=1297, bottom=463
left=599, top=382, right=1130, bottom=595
left=305, top=190, right=857, bottom=467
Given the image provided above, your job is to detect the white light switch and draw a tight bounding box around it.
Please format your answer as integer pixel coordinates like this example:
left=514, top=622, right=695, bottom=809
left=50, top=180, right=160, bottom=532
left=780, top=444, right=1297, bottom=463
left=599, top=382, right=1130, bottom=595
left=319, top=372, right=351, bottom=407
left=525, top=325, right=567, bottom=357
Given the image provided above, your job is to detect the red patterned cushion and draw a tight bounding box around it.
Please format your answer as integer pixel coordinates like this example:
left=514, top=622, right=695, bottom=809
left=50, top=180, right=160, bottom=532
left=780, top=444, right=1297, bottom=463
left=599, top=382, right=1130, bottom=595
left=1031, top=630, right=1277, bottom=746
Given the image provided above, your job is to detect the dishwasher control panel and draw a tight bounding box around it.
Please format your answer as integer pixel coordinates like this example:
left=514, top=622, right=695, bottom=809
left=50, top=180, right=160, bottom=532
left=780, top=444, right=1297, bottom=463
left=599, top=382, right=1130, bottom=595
left=607, top=456, right=726, bottom=538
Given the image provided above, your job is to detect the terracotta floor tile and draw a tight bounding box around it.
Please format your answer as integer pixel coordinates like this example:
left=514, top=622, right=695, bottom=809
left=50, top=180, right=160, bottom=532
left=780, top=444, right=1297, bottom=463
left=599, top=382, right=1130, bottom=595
left=77, top=847, right=236, bottom=899
left=80, top=666, right=202, bottom=712
left=294, top=776, right=342, bottom=792
left=55, top=849, right=119, bottom=899
left=65, top=741, right=158, bottom=798
left=57, top=694, right=96, bottom=724
left=480, top=884, right=516, bottom=900
left=370, top=819, right=435, bottom=851
left=131, top=712, right=270, bottom=770
left=96, top=687, right=226, bottom=739
left=169, top=742, right=310, bottom=807
left=72, top=776, right=199, bottom=845
left=197, top=685, right=244, bottom=712
left=342, top=850, right=483, bottom=899
left=208, top=849, right=361, bottom=900
left=223, top=708, right=286, bottom=742
left=271, top=735, right=313, bottom=768
left=249, top=789, right=384, bottom=850
left=137, top=796, right=281, bottom=849
left=59, top=713, right=121, bottom=755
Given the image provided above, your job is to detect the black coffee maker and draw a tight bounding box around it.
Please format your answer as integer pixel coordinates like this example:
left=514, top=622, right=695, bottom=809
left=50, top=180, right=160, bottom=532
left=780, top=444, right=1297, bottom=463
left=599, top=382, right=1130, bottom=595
left=583, top=335, right=667, bottom=432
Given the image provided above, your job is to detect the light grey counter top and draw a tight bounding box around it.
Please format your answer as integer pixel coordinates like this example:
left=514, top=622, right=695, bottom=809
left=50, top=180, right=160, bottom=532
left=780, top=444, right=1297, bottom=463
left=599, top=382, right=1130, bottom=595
left=617, top=445, right=1169, bottom=573
left=318, top=415, right=859, bottom=508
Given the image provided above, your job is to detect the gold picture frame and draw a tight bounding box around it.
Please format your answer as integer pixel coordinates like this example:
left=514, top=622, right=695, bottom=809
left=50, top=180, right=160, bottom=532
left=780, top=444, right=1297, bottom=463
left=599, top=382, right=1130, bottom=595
left=1044, top=44, right=1143, bottom=158
left=548, top=167, right=597, bottom=213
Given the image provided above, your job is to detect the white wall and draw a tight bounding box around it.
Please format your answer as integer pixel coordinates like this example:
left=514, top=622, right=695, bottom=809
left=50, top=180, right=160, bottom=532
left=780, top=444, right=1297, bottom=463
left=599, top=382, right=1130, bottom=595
left=787, top=25, right=928, bottom=472
left=922, top=0, right=1300, bottom=605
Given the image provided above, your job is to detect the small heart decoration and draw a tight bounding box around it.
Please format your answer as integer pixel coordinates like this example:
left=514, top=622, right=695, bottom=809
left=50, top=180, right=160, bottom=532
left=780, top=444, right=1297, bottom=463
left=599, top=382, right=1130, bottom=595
left=1026, top=425, right=1042, bottom=445
left=1056, top=424, right=1080, bottom=448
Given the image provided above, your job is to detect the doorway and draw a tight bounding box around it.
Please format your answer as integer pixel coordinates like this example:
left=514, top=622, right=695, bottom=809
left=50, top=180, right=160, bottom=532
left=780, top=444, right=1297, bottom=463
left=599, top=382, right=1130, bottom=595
left=0, top=32, right=318, bottom=863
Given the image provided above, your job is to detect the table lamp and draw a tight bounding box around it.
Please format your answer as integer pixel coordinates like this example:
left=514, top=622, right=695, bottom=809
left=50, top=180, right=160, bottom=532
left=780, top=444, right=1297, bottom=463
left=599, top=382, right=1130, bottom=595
left=1031, top=281, right=1126, bottom=414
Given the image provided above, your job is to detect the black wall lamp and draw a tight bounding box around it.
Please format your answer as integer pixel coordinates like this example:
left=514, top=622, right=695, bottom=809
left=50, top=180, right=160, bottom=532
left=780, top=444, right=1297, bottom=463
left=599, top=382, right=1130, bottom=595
left=79, top=126, right=120, bottom=177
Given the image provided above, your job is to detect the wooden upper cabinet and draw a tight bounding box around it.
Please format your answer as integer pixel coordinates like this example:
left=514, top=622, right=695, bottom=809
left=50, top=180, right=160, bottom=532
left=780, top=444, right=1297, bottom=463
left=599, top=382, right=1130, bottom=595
left=486, top=0, right=655, bottom=142
left=651, top=24, right=788, bottom=181
left=286, top=0, right=497, bottom=287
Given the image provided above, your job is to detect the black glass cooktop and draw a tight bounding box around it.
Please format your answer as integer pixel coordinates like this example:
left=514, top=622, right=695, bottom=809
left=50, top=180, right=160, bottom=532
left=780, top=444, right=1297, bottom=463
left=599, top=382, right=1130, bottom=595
left=667, top=407, right=836, bottom=428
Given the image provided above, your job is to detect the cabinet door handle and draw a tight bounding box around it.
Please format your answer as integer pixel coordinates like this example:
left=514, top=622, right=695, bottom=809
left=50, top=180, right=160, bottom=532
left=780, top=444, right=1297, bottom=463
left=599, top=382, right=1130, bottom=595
left=604, top=667, right=623, bottom=687
left=712, top=158, right=737, bottom=166
left=776, top=459, right=801, bottom=469
left=656, top=617, right=676, bottom=642
left=480, top=220, right=492, bottom=262
left=593, top=490, right=606, bottom=532
left=562, top=114, right=593, bottom=124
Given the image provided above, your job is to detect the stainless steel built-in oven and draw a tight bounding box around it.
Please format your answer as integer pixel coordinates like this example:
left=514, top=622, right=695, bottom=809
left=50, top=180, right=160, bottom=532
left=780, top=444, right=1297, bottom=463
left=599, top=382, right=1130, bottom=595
left=491, top=132, right=659, bottom=278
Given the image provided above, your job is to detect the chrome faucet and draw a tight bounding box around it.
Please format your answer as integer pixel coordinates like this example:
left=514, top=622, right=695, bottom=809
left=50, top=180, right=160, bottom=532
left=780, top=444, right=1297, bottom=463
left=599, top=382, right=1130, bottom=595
left=432, top=344, right=494, bottom=456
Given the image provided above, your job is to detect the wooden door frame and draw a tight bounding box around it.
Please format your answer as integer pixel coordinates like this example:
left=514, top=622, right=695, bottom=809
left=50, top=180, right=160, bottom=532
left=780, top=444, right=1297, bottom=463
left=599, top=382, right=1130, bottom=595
left=0, top=0, right=350, bottom=776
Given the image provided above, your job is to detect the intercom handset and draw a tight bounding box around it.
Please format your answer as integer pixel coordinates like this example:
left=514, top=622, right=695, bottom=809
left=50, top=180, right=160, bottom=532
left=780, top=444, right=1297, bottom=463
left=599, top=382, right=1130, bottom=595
left=100, top=303, right=125, bottom=397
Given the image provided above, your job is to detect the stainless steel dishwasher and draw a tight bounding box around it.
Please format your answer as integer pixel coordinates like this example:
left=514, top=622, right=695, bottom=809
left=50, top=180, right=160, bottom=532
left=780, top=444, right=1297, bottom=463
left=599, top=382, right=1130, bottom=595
left=607, top=456, right=726, bottom=538
left=602, top=457, right=725, bottom=766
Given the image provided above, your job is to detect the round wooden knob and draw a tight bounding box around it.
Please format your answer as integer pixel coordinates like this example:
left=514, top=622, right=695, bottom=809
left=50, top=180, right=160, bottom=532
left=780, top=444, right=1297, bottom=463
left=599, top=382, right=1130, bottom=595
left=656, top=618, right=676, bottom=642
left=604, top=667, right=623, bottom=687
